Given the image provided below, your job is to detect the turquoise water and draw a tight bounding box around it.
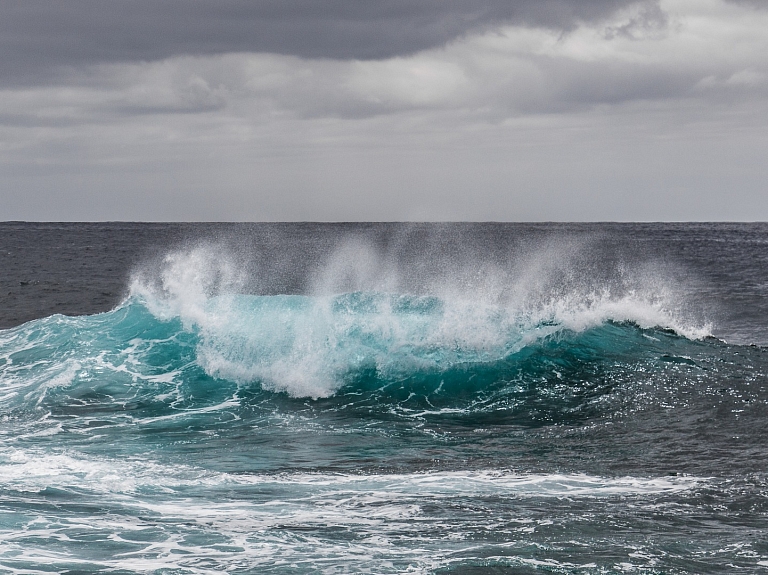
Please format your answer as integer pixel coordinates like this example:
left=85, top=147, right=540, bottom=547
left=1, top=225, right=767, bottom=573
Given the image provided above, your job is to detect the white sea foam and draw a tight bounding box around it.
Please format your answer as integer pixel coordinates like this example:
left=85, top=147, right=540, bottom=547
left=128, top=240, right=711, bottom=398
left=0, top=448, right=707, bottom=574
left=0, top=448, right=703, bottom=498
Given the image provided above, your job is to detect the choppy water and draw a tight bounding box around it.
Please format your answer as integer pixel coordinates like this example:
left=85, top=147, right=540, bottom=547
left=0, top=223, right=767, bottom=574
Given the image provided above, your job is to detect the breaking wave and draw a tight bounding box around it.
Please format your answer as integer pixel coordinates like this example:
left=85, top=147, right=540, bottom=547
left=0, top=243, right=716, bottom=426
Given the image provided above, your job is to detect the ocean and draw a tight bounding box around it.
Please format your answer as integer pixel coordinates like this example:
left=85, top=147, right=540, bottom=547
left=0, top=222, right=766, bottom=574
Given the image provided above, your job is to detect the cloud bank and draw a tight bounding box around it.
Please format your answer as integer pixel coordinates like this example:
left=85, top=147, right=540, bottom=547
left=2, top=0, right=646, bottom=79
left=0, top=0, right=766, bottom=220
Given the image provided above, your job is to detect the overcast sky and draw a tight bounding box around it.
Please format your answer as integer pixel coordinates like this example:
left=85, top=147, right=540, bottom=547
left=1, top=0, right=767, bottom=221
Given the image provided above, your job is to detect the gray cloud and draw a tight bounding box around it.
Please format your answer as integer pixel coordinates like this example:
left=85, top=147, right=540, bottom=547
left=1, top=0, right=767, bottom=222
left=1, top=0, right=648, bottom=85
left=725, top=0, right=768, bottom=8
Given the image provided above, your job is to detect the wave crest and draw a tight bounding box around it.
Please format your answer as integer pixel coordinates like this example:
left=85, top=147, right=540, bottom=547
left=124, top=244, right=710, bottom=399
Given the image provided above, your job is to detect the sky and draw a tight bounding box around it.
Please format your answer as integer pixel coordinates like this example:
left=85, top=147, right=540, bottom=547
left=1, top=0, right=767, bottom=221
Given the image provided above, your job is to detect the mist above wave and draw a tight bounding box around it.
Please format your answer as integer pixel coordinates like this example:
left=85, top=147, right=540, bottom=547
left=127, top=238, right=710, bottom=398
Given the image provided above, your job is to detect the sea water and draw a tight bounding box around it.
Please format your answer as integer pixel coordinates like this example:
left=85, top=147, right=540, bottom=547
left=0, top=223, right=766, bottom=574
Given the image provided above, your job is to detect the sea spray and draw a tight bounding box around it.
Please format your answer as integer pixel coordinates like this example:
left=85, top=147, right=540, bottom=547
left=1, top=223, right=766, bottom=574
left=121, top=241, right=711, bottom=398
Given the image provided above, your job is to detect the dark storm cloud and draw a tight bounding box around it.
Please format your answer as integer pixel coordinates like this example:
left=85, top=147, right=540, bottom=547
left=1, top=0, right=646, bottom=84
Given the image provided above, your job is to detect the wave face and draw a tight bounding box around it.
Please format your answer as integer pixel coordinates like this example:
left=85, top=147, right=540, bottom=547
left=2, top=226, right=768, bottom=574
left=0, top=286, right=712, bottom=421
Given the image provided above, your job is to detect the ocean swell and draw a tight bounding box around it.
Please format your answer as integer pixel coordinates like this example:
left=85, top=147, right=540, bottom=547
left=0, top=242, right=716, bottom=430
left=124, top=244, right=710, bottom=400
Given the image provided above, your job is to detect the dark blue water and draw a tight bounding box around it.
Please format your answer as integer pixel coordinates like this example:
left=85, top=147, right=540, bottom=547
left=1, top=223, right=767, bottom=573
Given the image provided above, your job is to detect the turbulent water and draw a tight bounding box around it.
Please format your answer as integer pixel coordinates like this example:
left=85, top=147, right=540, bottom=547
left=0, top=223, right=767, bottom=574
